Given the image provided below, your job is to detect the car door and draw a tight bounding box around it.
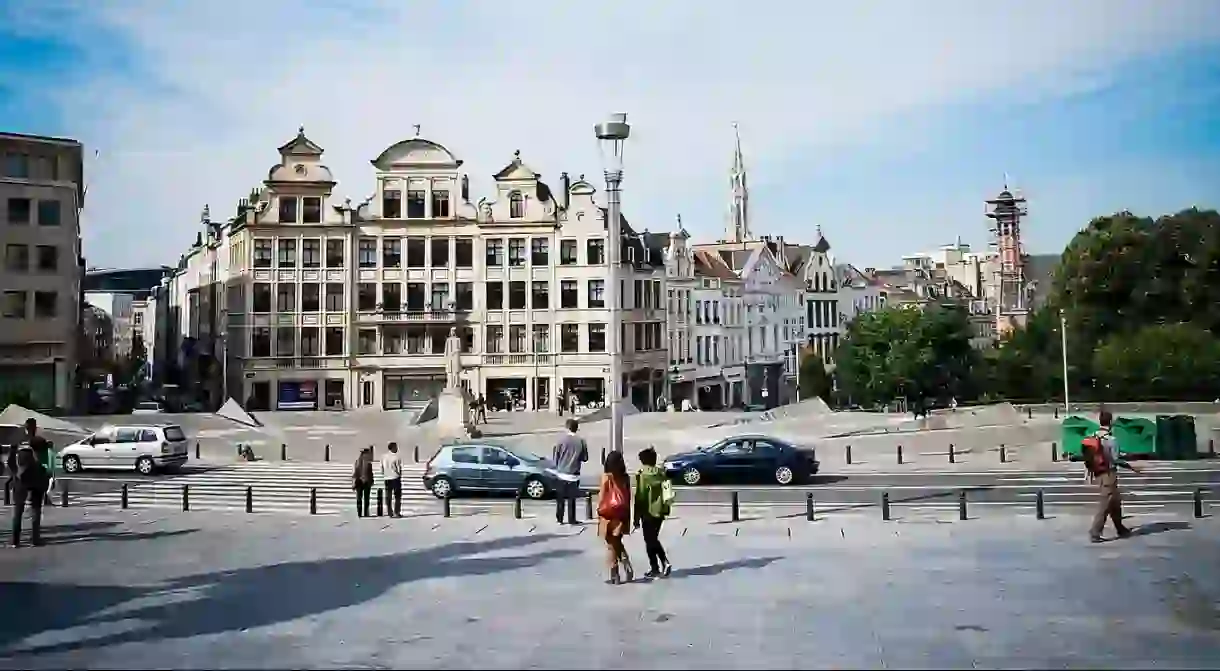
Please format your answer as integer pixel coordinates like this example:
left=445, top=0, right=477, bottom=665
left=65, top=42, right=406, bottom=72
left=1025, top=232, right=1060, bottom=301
left=711, top=439, right=752, bottom=480
left=82, top=427, right=115, bottom=468
left=479, top=447, right=523, bottom=492
left=139, top=428, right=162, bottom=458
left=111, top=427, right=141, bottom=470
left=448, top=446, right=487, bottom=490
left=747, top=440, right=784, bottom=481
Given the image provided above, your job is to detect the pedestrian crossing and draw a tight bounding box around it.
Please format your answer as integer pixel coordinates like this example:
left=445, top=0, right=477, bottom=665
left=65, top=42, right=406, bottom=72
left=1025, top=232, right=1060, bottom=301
left=73, top=462, right=444, bottom=517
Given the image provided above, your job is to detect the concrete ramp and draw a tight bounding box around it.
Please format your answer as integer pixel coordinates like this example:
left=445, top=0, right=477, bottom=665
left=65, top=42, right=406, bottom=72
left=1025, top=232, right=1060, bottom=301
left=580, top=401, right=640, bottom=424
left=412, top=397, right=439, bottom=425
left=0, top=404, right=90, bottom=435
left=215, top=397, right=262, bottom=428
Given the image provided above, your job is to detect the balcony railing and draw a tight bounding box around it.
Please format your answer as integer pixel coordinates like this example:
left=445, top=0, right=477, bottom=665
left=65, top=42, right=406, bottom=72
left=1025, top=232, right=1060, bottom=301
left=356, top=309, right=466, bottom=324
left=244, top=356, right=348, bottom=370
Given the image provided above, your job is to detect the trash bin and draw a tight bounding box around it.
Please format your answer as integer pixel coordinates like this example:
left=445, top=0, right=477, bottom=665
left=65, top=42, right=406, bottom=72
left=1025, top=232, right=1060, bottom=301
left=1111, top=416, right=1157, bottom=459
left=1061, top=416, right=1100, bottom=459
left=1155, top=415, right=1179, bottom=459
left=1171, top=415, right=1198, bottom=460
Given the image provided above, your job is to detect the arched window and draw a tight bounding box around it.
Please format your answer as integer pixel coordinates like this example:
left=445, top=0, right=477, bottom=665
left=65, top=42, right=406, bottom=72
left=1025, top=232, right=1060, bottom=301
left=509, top=192, right=524, bottom=219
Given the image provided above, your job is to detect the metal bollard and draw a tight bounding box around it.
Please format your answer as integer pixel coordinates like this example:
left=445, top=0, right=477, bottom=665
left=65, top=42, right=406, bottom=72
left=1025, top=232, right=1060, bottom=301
left=1194, top=488, right=1204, bottom=519
left=182, top=484, right=190, bottom=512
left=513, top=495, right=523, bottom=519
left=999, top=444, right=1007, bottom=463
left=1210, top=439, right=1216, bottom=458
left=897, top=445, right=904, bottom=465
left=324, top=444, right=330, bottom=462
left=845, top=445, right=852, bottom=465
left=280, top=443, right=287, bottom=461
left=1035, top=489, right=1045, bottom=520
left=882, top=492, right=891, bottom=521
left=567, top=494, right=577, bottom=523
left=958, top=489, right=968, bottom=521
left=60, top=480, right=68, bottom=507
left=601, top=447, right=607, bottom=466
left=121, top=483, right=129, bottom=509
left=195, top=442, right=200, bottom=459
left=245, top=486, right=253, bottom=513
left=3, top=479, right=9, bottom=505
left=310, top=487, right=317, bottom=515
left=1054, top=407, right=1060, bottom=419
left=806, top=492, right=815, bottom=522
left=730, top=491, right=740, bottom=522
left=377, top=488, right=384, bottom=517
left=1051, top=442, right=1059, bottom=462
left=585, top=492, right=594, bottom=520
left=443, top=496, right=452, bottom=518
left=948, top=443, right=955, bottom=464
left=413, top=445, right=420, bottom=462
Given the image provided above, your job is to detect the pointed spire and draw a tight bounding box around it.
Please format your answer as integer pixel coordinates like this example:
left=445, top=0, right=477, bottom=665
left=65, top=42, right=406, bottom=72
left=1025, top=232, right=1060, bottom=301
left=725, top=122, right=751, bottom=243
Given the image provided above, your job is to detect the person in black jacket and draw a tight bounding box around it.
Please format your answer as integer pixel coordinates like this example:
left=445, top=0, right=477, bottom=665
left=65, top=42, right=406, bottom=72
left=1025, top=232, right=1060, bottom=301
left=11, top=418, right=52, bottom=548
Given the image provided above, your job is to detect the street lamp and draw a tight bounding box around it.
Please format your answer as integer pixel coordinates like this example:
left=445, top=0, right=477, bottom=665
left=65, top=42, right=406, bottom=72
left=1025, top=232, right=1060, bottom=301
left=595, top=113, right=630, bottom=453
left=1059, top=310, right=1070, bottom=414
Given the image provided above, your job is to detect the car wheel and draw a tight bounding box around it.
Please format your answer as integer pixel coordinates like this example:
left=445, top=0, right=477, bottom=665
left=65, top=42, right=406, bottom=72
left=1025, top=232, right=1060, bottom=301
left=135, top=456, right=155, bottom=476
left=523, top=477, right=547, bottom=500
left=774, top=466, right=795, bottom=486
left=62, top=455, right=82, bottom=474
left=430, top=476, right=455, bottom=499
left=681, top=466, right=702, bottom=486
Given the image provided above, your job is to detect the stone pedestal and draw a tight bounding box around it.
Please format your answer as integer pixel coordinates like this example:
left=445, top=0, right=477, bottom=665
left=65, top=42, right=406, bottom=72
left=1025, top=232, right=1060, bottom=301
left=436, top=388, right=470, bottom=436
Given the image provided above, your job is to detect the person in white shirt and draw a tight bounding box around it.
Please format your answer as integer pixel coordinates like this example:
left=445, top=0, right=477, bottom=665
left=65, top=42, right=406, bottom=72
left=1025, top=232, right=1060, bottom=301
left=381, top=442, right=404, bottom=518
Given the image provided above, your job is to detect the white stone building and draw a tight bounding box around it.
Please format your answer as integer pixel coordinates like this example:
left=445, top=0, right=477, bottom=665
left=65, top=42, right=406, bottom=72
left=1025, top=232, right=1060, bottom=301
left=800, top=228, right=840, bottom=366
left=157, top=129, right=669, bottom=412
left=0, top=132, right=84, bottom=411
left=835, top=263, right=887, bottom=325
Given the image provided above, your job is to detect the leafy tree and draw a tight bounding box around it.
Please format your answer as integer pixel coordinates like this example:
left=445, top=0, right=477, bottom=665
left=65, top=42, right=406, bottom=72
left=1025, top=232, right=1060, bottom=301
left=1092, top=323, right=1220, bottom=401
left=797, top=348, right=832, bottom=402
left=835, top=304, right=978, bottom=408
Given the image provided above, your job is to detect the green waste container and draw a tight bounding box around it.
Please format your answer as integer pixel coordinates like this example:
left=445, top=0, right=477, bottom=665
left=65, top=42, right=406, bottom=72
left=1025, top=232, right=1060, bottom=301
left=1061, top=416, right=1100, bottom=459
left=1111, top=416, right=1157, bottom=459
left=1155, top=415, right=1199, bottom=460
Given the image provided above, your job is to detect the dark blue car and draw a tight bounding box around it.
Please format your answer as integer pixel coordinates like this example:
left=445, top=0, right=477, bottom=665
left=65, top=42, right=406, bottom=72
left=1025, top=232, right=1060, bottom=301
left=662, top=434, right=819, bottom=486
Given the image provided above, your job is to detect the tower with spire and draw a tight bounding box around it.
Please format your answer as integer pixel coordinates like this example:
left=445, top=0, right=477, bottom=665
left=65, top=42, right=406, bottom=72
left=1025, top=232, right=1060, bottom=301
left=986, top=176, right=1030, bottom=335
left=724, top=123, right=751, bottom=243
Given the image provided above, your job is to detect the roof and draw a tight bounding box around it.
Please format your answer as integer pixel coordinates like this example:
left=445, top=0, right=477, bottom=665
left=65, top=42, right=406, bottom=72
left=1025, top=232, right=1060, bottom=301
left=693, top=249, right=740, bottom=280
left=605, top=209, right=667, bottom=269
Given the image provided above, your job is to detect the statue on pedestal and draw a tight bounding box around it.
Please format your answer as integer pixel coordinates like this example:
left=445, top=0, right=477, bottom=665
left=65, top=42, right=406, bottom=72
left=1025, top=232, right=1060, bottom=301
left=444, top=327, right=462, bottom=390
left=437, top=326, right=471, bottom=437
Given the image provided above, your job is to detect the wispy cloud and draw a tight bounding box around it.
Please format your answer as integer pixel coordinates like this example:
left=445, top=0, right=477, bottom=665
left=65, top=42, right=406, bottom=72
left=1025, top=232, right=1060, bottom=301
left=4, top=0, right=1220, bottom=267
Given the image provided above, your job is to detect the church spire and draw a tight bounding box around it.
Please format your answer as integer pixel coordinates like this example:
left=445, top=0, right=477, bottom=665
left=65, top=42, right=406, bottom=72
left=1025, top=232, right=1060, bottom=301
left=725, top=122, right=751, bottom=243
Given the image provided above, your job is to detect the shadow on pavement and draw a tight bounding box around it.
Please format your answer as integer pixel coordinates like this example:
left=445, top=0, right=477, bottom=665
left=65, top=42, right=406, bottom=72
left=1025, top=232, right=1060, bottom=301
left=1, top=532, right=575, bottom=657
left=776, top=486, right=995, bottom=518
left=1132, top=521, right=1192, bottom=537
left=669, top=556, right=784, bottom=579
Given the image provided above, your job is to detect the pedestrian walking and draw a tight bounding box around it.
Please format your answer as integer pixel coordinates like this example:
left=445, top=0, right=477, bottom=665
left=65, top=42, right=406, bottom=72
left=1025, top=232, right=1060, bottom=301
left=476, top=394, right=488, bottom=424
left=633, top=447, right=673, bottom=578
left=352, top=447, right=374, bottom=517
left=597, top=450, right=634, bottom=584
left=10, top=418, right=52, bottom=548
left=1082, top=409, right=1142, bottom=543
left=551, top=418, right=588, bottom=525
left=381, top=442, right=403, bottom=518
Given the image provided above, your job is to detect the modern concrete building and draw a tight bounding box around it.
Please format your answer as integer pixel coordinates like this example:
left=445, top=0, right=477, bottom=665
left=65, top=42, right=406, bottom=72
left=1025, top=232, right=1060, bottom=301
left=156, top=128, right=670, bottom=412
left=83, top=291, right=136, bottom=358
left=0, top=131, right=84, bottom=410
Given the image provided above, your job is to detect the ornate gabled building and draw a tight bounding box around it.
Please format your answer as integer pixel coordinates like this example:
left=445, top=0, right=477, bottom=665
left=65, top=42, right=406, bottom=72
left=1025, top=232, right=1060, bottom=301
left=156, top=128, right=669, bottom=412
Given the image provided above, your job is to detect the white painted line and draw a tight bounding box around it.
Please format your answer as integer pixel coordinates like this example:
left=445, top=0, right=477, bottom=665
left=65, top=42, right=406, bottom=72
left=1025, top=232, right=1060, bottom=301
left=1016, top=490, right=1196, bottom=498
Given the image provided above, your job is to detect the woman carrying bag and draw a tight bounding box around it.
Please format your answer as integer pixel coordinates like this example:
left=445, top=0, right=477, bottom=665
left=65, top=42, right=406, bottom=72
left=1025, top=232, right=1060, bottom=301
left=597, top=450, right=634, bottom=584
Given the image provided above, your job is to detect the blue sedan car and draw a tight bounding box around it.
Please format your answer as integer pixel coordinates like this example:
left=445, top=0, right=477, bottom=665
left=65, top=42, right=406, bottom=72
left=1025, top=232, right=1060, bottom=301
left=662, top=435, right=819, bottom=486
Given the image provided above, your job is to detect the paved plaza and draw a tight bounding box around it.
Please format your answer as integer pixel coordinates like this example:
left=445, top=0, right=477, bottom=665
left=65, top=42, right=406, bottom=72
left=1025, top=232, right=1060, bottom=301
left=2, top=506, right=1218, bottom=668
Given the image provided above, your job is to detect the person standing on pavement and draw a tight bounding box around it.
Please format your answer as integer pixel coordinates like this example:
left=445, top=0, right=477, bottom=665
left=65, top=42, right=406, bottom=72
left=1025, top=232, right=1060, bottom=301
left=476, top=394, right=488, bottom=424
left=352, top=447, right=375, bottom=517
left=633, top=447, right=672, bottom=578
left=1083, top=409, right=1142, bottom=543
left=381, top=442, right=403, bottom=518
left=597, top=450, right=634, bottom=584
left=552, top=418, right=588, bottom=525
left=10, top=418, right=52, bottom=548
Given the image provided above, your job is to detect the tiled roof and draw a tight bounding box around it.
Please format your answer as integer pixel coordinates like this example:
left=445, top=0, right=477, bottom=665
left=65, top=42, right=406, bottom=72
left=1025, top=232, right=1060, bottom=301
left=693, top=249, right=740, bottom=280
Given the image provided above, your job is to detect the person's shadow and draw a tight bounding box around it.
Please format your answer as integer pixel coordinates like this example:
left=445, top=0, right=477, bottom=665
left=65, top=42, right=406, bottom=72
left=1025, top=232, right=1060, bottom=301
left=667, top=556, right=784, bottom=579
left=1, top=533, right=576, bottom=657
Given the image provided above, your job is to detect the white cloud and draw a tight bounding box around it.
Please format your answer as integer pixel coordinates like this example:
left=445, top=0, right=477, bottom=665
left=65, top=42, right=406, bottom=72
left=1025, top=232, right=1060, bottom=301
left=15, top=0, right=1220, bottom=266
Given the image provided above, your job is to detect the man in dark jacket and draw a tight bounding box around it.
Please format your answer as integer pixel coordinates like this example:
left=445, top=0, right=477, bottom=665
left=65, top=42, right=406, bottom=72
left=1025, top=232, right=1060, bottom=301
left=552, top=418, right=588, bottom=525
left=11, top=418, right=52, bottom=548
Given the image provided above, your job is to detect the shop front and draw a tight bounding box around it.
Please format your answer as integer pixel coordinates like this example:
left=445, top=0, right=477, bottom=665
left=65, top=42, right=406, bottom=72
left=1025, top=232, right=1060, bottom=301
left=277, top=380, right=318, bottom=410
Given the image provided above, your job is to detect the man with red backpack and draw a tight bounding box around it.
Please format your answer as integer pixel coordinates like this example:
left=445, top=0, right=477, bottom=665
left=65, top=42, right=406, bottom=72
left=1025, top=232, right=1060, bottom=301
left=1082, top=410, right=1142, bottom=543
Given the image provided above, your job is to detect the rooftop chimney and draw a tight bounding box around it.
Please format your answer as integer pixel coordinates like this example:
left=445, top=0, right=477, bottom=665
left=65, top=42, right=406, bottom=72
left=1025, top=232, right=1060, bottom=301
left=559, top=172, right=571, bottom=210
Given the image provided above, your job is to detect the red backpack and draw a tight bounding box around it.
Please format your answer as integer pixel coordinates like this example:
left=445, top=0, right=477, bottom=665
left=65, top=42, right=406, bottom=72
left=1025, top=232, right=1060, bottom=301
left=1081, top=434, right=1111, bottom=476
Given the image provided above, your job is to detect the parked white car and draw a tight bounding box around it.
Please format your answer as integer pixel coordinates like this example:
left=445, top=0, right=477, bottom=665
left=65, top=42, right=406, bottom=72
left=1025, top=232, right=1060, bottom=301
left=132, top=402, right=165, bottom=415
left=60, top=424, right=189, bottom=475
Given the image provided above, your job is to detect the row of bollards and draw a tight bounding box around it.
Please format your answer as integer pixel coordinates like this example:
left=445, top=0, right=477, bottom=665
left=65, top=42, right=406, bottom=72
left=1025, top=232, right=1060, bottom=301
left=845, top=441, right=1063, bottom=465
left=223, top=443, right=432, bottom=463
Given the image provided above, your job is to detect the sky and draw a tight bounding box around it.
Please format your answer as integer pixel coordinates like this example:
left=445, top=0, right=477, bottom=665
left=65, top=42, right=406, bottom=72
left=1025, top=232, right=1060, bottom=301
left=2, top=0, right=1220, bottom=270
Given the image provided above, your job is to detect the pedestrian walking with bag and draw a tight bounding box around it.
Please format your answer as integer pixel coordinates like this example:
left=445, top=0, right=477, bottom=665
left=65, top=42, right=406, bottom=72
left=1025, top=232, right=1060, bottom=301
left=633, top=446, right=673, bottom=578
left=597, top=450, right=634, bottom=584
left=352, top=447, right=375, bottom=517
left=1082, top=409, right=1142, bottom=543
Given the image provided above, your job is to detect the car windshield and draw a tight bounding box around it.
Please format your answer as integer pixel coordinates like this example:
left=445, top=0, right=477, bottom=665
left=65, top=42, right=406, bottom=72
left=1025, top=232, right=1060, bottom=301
left=164, top=426, right=186, bottom=442
left=508, top=448, right=546, bottom=462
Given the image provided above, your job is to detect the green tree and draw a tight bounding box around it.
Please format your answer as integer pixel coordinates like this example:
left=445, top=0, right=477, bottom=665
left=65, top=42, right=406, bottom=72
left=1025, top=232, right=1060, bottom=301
left=1092, top=323, right=1220, bottom=401
left=835, top=304, right=978, bottom=408
left=798, top=348, right=832, bottom=402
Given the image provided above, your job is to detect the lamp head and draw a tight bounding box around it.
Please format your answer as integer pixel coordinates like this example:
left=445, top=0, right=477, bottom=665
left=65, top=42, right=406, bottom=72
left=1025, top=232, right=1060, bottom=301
left=594, top=113, right=631, bottom=176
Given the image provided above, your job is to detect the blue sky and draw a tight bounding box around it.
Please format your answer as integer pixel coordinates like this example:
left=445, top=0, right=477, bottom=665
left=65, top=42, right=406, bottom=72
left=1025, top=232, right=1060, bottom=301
left=3, top=1, right=1220, bottom=268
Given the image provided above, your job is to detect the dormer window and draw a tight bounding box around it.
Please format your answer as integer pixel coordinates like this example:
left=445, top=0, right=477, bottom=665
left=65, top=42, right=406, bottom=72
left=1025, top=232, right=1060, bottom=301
left=407, top=190, right=426, bottom=218
left=509, top=192, right=524, bottom=219
left=383, top=189, right=401, bottom=219
left=431, top=190, right=450, bottom=218
left=279, top=197, right=298, bottom=224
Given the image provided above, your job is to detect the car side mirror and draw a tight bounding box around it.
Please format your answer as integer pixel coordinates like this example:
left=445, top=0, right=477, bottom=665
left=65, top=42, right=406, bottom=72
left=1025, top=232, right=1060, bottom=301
left=87, top=436, right=96, bottom=446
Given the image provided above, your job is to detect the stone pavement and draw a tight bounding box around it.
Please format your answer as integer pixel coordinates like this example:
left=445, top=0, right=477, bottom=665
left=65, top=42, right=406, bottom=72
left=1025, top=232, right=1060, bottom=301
left=2, top=506, right=1218, bottom=668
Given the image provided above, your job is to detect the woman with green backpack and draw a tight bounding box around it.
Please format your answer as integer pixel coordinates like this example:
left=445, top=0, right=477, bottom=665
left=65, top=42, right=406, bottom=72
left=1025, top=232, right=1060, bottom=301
left=633, top=446, right=674, bottom=578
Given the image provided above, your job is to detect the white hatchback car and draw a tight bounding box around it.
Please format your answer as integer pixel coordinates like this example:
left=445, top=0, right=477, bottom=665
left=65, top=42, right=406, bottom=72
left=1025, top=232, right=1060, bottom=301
left=60, top=424, right=190, bottom=475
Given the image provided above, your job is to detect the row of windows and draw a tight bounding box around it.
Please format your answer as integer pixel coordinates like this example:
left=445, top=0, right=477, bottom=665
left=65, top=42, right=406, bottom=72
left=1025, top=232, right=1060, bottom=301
left=808, top=299, right=840, bottom=329
left=1, top=153, right=62, bottom=181
left=277, top=196, right=324, bottom=224
left=381, top=189, right=452, bottom=220
left=4, top=243, right=60, bottom=272
left=248, top=236, right=612, bottom=271
left=1, top=290, right=59, bottom=319
left=4, top=197, right=62, bottom=226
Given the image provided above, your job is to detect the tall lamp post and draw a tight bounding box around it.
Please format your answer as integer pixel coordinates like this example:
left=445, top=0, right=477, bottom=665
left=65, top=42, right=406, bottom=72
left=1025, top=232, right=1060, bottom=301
left=595, top=113, right=631, bottom=453
left=1059, top=310, right=1070, bottom=413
